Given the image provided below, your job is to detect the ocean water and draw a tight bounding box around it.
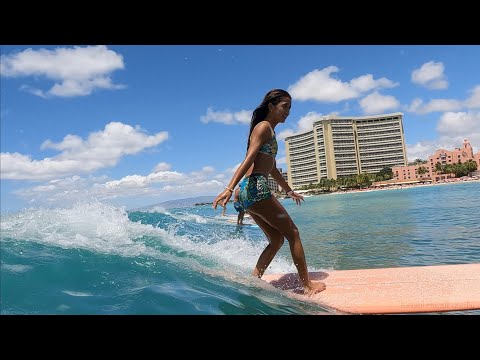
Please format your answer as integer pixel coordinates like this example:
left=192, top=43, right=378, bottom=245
left=1, top=181, right=479, bottom=315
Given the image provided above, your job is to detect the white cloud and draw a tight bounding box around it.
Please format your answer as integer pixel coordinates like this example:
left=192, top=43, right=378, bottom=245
left=405, top=142, right=436, bottom=162
left=297, top=112, right=322, bottom=133
left=277, top=111, right=324, bottom=140
left=277, top=128, right=297, bottom=139
left=0, top=45, right=125, bottom=98
left=13, top=165, right=230, bottom=208
left=436, top=111, right=480, bottom=137
left=276, top=156, right=287, bottom=165
left=406, top=85, right=480, bottom=114
left=105, top=171, right=184, bottom=189
left=159, top=180, right=223, bottom=194
left=359, top=92, right=400, bottom=115
left=200, top=107, right=252, bottom=125
left=411, top=61, right=448, bottom=90
left=190, top=166, right=216, bottom=177
left=278, top=111, right=341, bottom=139
left=288, top=66, right=397, bottom=103
left=202, top=166, right=215, bottom=173
left=19, top=85, right=47, bottom=98
left=406, top=98, right=423, bottom=113
left=289, top=67, right=355, bottom=102
left=1, top=122, right=168, bottom=180
left=14, top=175, right=106, bottom=204
left=350, top=74, right=397, bottom=93
left=225, top=163, right=241, bottom=175
left=152, top=162, right=171, bottom=172
left=465, top=85, right=480, bottom=109
left=406, top=111, right=480, bottom=162
left=406, top=98, right=462, bottom=114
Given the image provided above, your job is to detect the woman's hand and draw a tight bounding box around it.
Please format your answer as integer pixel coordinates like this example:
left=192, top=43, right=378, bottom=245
left=212, top=189, right=233, bottom=209
left=286, top=190, right=305, bottom=205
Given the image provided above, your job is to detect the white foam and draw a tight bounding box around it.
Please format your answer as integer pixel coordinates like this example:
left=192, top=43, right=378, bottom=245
left=1, top=263, right=33, bottom=273
left=0, top=200, right=302, bottom=279
left=172, top=212, right=209, bottom=224
left=0, top=201, right=164, bottom=257
left=141, top=206, right=168, bottom=213
left=62, top=290, right=94, bottom=297
left=160, top=225, right=297, bottom=275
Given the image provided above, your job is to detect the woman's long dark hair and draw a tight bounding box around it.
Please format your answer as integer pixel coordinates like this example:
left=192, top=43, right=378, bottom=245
left=246, top=89, right=291, bottom=151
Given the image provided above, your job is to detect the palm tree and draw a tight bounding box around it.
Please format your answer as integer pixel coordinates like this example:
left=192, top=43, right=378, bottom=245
left=465, top=160, right=478, bottom=174
left=417, top=166, right=428, bottom=178
left=412, top=158, right=427, bottom=165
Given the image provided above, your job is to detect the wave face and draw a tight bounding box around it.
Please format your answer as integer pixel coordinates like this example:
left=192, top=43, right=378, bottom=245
left=1, top=181, right=479, bottom=314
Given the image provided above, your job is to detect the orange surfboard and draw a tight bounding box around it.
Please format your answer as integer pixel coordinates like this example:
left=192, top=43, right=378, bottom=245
left=262, top=263, right=480, bottom=314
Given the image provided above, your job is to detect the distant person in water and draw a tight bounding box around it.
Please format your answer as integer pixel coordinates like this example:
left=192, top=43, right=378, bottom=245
left=233, top=187, right=245, bottom=225
left=218, top=202, right=227, bottom=217
left=213, top=89, right=326, bottom=296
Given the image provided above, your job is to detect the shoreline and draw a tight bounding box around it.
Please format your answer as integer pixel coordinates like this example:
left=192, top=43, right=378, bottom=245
left=281, top=177, right=480, bottom=198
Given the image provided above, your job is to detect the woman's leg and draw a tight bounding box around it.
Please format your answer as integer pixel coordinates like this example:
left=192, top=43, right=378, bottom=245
left=248, top=212, right=284, bottom=277
left=248, top=196, right=326, bottom=295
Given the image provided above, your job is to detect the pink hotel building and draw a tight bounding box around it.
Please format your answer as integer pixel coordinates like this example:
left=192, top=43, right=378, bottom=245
left=392, top=139, right=480, bottom=183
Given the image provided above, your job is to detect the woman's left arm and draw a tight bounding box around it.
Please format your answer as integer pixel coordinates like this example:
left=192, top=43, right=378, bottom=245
left=269, top=164, right=291, bottom=193
left=270, top=162, right=304, bottom=205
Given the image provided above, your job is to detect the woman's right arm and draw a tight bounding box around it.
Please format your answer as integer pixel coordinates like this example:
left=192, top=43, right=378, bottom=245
left=212, top=123, right=270, bottom=209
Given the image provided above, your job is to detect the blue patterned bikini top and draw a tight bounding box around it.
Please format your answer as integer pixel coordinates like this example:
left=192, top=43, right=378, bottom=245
left=258, top=123, right=278, bottom=158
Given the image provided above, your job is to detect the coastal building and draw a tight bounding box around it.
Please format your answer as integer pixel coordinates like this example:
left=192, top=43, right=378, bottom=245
left=285, top=113, right=407, bottom=189
left=267, top=168, right=288, bottom=192
left=392, top=138, right=480, bottom=182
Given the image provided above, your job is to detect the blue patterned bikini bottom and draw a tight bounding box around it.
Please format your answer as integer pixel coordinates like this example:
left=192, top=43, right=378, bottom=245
left=238, top=173, right=272, bottom=210
left=233, top=201, right=244, bottom=212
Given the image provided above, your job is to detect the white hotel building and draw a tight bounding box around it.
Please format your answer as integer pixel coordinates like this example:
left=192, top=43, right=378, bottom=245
left=285, top=112, right=408, bottom=189
left=266, top=168, right=288, bottom=192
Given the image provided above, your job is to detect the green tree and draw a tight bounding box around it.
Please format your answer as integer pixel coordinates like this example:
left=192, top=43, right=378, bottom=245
left=417, top=166, right=428, bottom=178
left=444, top=164, right=455, bottom=175
left=377, top=167, right=393, bottom=181
left=410, top=158, right=427, bottom=165
left=319, top=177, right=327, bottom=192
left=465, top=160, right=478, bottom=174
left=453, top=163, right=468, bottom=177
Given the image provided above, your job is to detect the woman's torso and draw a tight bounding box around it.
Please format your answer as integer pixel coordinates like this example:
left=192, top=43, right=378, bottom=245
left=245, top=122, right=277, bottom=178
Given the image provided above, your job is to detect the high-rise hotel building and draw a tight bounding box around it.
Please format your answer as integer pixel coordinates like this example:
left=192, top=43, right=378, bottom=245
left=285, top=112, right=407, bottom=189
left=266, top=168, right=289, bottom=192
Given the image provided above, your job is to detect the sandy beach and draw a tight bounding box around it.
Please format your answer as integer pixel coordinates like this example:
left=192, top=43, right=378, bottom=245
left=295, top=176, right=480, bottom=198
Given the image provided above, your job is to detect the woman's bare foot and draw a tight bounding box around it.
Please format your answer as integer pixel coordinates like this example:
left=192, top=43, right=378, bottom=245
left=304, top=281, right=326, bottom=296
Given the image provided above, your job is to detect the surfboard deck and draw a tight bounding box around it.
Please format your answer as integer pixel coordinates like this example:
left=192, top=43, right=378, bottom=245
left=262, top=263, right=480, bottom=314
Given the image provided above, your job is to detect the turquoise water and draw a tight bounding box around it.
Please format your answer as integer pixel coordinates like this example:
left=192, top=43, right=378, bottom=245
left=1, top=181, right=479, bottom=314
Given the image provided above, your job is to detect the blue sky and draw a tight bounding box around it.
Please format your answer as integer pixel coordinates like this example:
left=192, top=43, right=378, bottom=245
left=1, top=45, right=479, bottom=213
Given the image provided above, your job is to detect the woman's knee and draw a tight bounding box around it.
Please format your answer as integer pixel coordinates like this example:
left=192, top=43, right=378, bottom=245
left=285, top=223, right=300, bottom=241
